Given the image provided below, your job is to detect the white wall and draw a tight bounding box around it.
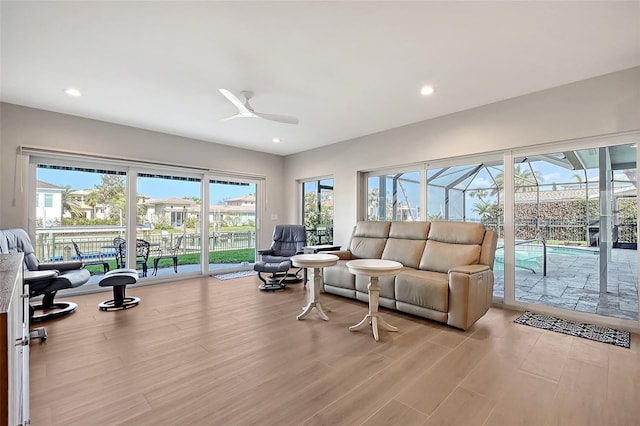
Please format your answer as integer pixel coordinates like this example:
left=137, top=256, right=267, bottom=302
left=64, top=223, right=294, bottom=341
left=0, top=103, right=285, bottom=247
left=283, top=67, right=640, bottom=248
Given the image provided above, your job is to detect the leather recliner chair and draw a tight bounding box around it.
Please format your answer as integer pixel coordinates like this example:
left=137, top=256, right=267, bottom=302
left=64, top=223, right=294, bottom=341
left=253, top=224, right=306, bottom=291
left=0, top=228, right=90, bottom=322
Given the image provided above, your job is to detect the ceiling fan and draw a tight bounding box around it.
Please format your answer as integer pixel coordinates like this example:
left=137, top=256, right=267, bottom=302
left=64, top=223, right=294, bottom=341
left=219, top=89, right=299, bottom=125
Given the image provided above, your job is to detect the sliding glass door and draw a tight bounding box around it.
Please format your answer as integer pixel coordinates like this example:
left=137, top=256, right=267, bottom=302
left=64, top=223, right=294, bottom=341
left=208, top=179, right=257, bottom=273
left=137, top=173, right=202, bottom=277
left=30, top=154, right=263, bottom=285
left=512, top=143, right=638, bottom=321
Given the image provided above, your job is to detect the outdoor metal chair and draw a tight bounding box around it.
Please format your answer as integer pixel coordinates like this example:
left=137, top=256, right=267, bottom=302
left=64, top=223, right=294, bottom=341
left=113, top=237, right=126, bottom=269
left=114, top=238, right=150, bottom=277
left=152, top=235, right=183, bottom=276
left=136, top=239, right=151, bottom=277
left=72, top=240, right=110, bottom=274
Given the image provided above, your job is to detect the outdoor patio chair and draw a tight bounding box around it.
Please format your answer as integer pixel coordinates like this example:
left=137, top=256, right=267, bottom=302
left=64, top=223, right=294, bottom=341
left=114, top=238, right=150, bottom=277
left=136, top=239, right=151, bottom=277
left=113, top=237, right=126, bottom=269
left=152, top=235, right=183, bottom=276
left=72, top=240, right=110, bottom=274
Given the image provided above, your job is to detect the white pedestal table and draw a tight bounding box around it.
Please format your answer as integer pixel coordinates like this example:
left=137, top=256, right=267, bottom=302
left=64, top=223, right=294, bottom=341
left=291, top=253, right=339, bottom=321
left=345, top=259, right=403, bottom=341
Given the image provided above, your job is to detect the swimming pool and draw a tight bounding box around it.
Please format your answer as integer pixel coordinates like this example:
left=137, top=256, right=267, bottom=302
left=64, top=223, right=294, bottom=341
left=494, top=244, right=598, bottom=272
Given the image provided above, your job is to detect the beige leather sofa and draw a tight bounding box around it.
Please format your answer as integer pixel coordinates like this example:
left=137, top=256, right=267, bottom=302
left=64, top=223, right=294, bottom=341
left=323, top=220, right=498, bottom=330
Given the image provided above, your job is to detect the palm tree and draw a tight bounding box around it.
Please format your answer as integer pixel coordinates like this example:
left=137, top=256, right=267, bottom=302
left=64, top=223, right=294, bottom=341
left=572, top=173, right=584, bottom=189
left=61, top=186, right=84, bottom=218
left=492, top=164, right=541, bottom=194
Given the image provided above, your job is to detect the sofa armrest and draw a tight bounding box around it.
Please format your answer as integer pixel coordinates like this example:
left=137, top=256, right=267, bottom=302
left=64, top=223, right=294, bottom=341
left=449, top=264, right=490, bottom=275
left=447, top=266, right=494, bottom=330
left=328, top=250, right=353, bottom=260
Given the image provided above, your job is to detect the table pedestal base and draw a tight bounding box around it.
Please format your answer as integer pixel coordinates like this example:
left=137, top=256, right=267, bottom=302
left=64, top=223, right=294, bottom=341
left=297, top=301, right=329, bottom=321
left=297, top=266, right=329, bottom=321
left=349, top=276, right=397, bottom=341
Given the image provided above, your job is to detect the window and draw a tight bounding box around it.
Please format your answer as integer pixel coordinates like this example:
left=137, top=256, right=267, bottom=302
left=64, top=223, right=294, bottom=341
left=366, top=171, right=420, bottom=221
left=302, top=178, right=334, bottom=244
left=35, top=163, right=128, bottom=265
left=29, top=154, right=263, bottom=283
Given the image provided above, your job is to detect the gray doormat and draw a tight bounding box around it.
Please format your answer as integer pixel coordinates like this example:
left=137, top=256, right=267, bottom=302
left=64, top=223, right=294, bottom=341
left=514, top=311, right=631, bottom=348
left=213, top=270, right=258, bottom=280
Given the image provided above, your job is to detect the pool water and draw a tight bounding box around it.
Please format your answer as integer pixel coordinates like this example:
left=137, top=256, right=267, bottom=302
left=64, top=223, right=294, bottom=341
left=493, top=245, right=598, bottom=271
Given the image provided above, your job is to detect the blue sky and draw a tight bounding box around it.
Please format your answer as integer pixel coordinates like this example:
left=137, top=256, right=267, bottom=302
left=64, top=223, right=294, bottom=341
left=37, top=168, right=253, bottom=204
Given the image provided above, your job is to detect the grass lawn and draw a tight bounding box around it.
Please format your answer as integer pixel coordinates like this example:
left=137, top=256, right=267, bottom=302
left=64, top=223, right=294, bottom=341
left=84, top=248, right=255, bottom=275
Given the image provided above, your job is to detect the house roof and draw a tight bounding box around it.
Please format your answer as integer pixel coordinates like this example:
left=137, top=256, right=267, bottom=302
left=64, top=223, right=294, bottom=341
left=144, top=197, right=197, bottom=206
left=37, top=180, right=64, bottom=190
left=225, top=194, right=255, bottom=203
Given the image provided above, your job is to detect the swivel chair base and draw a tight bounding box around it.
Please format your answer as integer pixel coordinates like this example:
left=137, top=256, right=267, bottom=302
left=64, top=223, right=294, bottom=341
left=99, top=294, right=141, bottom=311
left=257, top=272, right=288, bottom=291
left=255, top=260, right=293, bottom=291
left=30, top=301, right=78, bottom=323
left=98, top=269, right=140, bottom=311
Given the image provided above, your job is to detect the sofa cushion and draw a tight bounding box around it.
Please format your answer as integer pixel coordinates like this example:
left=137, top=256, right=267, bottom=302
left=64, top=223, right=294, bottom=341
left=350, top=237, right=387, bottom=259
left=323, top=260, right=356, bottom=290
left=419, top=221, right=484, bottom=273
left=395, top=269, right=449, bottom=312
left=349, top=221, right=390, bottom=259
left=427, top=221, right=485, bottom=245
left=355, top=274, right=396, bottom=300
left=381, top=222, right=429, bottom=269
left=353, top=221, right=391, bottom=238
left=388, top=221, right=430, bottom=239
left=420, top=240, right=481, bottom=273
left=381, top=239, right=426, bottom=269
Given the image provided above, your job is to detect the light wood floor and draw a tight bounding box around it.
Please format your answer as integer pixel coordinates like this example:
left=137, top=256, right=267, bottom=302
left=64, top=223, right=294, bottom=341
left=30, top=275, right=640, bottom=426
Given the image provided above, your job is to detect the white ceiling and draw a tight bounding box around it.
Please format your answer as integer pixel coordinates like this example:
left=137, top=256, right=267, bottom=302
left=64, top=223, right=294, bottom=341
left=1, top=1, right=639, bottom=156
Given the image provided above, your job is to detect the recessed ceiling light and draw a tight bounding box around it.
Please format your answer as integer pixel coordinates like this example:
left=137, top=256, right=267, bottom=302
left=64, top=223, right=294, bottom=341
left=420, top=85, right=435, bottom=96
left=65, top=88, right=82, bottom=97
left=272, top=137, right=281, bottom=143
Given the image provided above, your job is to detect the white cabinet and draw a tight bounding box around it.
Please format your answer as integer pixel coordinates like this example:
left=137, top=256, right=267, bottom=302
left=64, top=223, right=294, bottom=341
left=0, top=253, right=29, bottom=426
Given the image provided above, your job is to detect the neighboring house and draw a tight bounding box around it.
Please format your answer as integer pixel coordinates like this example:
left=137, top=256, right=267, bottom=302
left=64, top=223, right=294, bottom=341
left=35, top=181, right=64, bottom=226
left=67, top=188, right=107, bottom=220
left=143, top=197, right=198, bottom=226
left=210, top=194, right=256, bottom=228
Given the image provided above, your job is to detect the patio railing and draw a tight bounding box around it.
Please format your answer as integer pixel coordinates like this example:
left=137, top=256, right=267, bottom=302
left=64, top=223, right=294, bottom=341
left=35, top=228, right=256, bottom=262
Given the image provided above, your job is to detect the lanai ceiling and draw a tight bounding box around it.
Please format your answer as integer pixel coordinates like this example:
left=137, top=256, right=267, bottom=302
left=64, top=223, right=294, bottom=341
left=1, top=1, right=639, bottom=156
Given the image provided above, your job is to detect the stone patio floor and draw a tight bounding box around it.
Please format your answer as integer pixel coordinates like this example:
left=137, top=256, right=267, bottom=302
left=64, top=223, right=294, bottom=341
left=493, top=248, right=638, bottom=321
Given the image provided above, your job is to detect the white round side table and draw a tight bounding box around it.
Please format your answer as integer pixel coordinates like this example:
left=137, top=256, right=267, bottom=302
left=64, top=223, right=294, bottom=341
left=345, top=259, right=403, bottom=341
left=291, top=253, right=339, bottom=321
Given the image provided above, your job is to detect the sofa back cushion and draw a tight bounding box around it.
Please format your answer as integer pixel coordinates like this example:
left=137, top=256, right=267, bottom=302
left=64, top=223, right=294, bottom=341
left=349, top=221, right=391, bottom=259
left=419, top=221, right=484, bottom=273
left=382, top=222, right=430, bottom=269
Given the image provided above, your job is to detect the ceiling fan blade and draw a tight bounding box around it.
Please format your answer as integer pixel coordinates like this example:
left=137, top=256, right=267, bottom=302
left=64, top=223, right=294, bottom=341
left=221, top=113, right=240, bottom=122
left=219, top=89, right=252, bottom=115
left=254, top=112, right=299, bottom=125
